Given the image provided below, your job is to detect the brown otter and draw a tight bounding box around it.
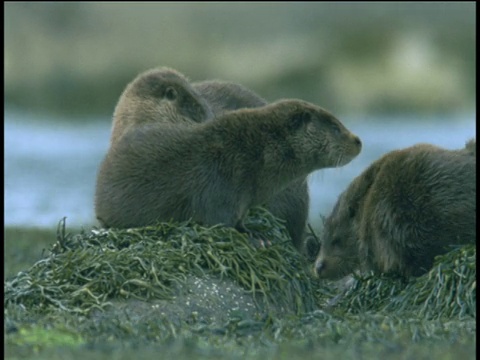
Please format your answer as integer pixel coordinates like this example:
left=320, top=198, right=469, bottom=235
left=193, top=80, right=267, bottom=116
left=192, top=80, right=310, bottom=250
left=105, top=68, right=314, bottom=249
left=109, top=67, right=213, bottom=145
left=314, top=140, right=476, bottom=279
left=95, top=83, right=362, bottom=234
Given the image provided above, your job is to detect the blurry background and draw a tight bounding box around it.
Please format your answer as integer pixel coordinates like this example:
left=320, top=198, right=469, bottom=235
left=4, top=2, right=476, bottom=230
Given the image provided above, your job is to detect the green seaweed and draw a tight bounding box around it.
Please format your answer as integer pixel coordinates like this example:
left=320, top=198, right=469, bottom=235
left=386, top=245, right=476, bottom=319
left=4, top=208, right=476, bottom=359
left=316, top=245, right=476, bottom=320
left=5, top=207, right=317, bottom=317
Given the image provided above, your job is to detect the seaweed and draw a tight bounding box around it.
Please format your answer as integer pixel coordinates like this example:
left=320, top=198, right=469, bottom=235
left=385, top=245, right=476, bottom=319
left=316, top=245, right=476, bottom=320
left=4, top=208, right=476, bottom=358
left=5, top=207, right=317, bottom=317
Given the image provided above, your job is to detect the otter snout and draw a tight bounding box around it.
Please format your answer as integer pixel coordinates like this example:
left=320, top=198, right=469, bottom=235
left=349, top=133, right=362, bottom=156
left=314, top=259, right=326, bottom=277
left=313, top=261, right=325, bottom=276
left=313, top=254, right=348, bottom=280
left=352, top=135, right=362, bottom=148
left=333, top=133, right=362, bottom=168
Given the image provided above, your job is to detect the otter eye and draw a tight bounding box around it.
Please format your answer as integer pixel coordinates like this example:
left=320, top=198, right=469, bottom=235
left=291, top=110, right=312, bottom=130
left=331, top=237, right=341, bottom=247
left=165, top=86, right=177, bottom=100
left=332, top=124, right=341, bottom=136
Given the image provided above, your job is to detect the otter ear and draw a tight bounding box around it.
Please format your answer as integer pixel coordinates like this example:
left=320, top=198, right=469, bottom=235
left=165, top=86, right=177, bottom=101
left=290, top=110, right=312, bottom=130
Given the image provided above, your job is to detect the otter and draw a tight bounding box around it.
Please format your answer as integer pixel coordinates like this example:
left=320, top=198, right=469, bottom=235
left=109, top=67, right=213, bottom=145
left=104, top=68, right=315, bottom=249
left=193, top=80, right=267, bottom=116
left=95, top=74, right=362, bottom=235
left=314, top=140, right=476, bottom=279
left=192, top=80, right=310, bottom=250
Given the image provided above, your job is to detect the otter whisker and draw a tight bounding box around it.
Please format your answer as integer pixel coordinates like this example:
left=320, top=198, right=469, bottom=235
left=335, top=153, right=344, bottom=168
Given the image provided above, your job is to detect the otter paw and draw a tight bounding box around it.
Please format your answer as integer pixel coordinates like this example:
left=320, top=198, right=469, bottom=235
left=248, top=236, right=272, bottom=249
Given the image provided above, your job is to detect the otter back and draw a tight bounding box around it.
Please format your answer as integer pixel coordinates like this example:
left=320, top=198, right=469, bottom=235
left=95, top=98, right=362, bottom=235
left=110, top=67, right=212, bottom=146
left=193, top=80, right=310, bottom=250
left=314, top=141, right=476, bottom=279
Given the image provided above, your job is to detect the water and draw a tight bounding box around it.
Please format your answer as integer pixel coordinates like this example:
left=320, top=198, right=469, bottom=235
left=4, top=110, right=475, bottom=229
left=5, top=111, right=111, bottom=228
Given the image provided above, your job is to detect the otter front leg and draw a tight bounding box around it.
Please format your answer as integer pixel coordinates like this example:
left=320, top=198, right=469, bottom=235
left=195, top=196, right=266, bottom=247
left=192, top=183, right=268, bottom=247
left=234, top=218, right=272, bottom=248
left=194, top=191, right=247, bottom=230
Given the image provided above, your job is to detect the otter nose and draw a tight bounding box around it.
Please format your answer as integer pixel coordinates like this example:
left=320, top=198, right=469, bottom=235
left=353, top=136, right=362, bottom=148
left=315, top=260, right=325, bottom=275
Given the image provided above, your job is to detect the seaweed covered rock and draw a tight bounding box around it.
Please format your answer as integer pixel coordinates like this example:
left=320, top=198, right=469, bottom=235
left=315, top=244, right=476, bottom=320
left=4, top=208, right=318, bottom=326
left=4, top=211, right=476, bottom=355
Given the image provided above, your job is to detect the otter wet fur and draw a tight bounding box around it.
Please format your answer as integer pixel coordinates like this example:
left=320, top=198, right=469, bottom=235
left=109, top=67, right=213, bottom=145
left=193, top=80, right=267, bottom=116
left=193, top=80, right=310, bottom=250
left=314, top=140, right=476, bottom=279
left=104, top=69, right=313, bottom=249
left=95, top=69, right=362, bottom=235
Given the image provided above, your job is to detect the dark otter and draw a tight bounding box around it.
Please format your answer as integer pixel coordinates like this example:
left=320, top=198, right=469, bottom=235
left=192, top=80, right=310, bottom=250
left=95, top=83, right=362, bottom=234
left=105, top=68, right=313, bottom=249
left=109, top=67, right=213, bottom=145
left=193, top=80, right=267, bottom=116
left=314, top=140, right=476, bottom=279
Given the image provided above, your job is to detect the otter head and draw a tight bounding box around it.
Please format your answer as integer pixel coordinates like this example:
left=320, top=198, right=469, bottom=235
left=313, top=191, right=360, bottom=280
left=111, top=67, right=213, bottom=144
left=283, top=100, right=362, bottom=172
left=313, top=160, right=379, bottom=279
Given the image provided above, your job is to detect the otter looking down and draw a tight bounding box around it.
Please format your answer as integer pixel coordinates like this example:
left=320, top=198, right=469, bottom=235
left=314, top=139, right=476, bottom=279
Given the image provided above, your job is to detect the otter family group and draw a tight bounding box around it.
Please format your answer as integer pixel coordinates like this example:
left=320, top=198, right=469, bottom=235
left=95, top=67, right=476, bottom=279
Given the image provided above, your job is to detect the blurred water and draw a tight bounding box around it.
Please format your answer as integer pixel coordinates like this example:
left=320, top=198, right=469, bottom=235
left=308, top=114, right=476, bottom=230
left=4, top=110, right=475, bottom=229
left=5, top=111, right=111, bottom=229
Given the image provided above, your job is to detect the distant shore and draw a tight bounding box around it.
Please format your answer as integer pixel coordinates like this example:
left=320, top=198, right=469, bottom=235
left=5, top=2, right=475, bottom=117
